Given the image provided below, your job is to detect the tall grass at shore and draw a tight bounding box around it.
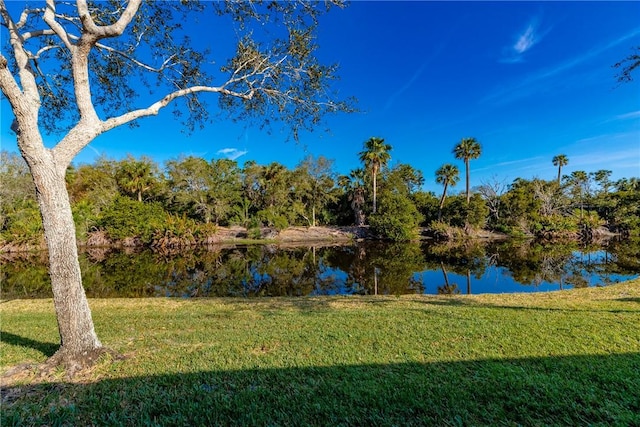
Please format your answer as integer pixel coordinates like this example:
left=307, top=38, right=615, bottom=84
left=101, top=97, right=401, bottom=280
left=2, top=280, right=639, bottom=426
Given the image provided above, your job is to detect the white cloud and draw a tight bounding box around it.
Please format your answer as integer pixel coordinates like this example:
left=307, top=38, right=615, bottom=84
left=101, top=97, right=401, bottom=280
left=500, top=18, right=548, bottom=64
left=514, top=24, right=537, bottom=54
left=216, top=147, right=248, bottom=161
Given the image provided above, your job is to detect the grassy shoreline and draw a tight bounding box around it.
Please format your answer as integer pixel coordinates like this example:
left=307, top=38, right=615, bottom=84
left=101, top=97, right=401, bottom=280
left=2, top=280, right=639, bottom=425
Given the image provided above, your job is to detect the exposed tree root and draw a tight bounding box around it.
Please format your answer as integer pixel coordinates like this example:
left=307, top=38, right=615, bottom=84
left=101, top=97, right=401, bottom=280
left=1, top=346, right=126, bottom=387
left=45, top=346, right=126, bottom=378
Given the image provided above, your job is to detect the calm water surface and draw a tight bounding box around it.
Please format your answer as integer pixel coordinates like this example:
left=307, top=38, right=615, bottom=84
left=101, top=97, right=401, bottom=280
left=2, top=239, right=638, bottom=299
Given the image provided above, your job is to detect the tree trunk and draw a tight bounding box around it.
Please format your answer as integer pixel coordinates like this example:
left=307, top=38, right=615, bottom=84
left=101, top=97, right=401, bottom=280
left=312, top=206, right=316, bottom=227
left=372, top=167, right=378, bottom=214
left=30, top=157, right=103, bottom=369
left=438, top=182, right=448, bottom=221
left=465, top=159, right=470, bottom=204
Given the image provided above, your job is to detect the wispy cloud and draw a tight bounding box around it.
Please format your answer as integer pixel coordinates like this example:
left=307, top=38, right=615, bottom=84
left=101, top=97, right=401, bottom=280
left=573, top=131, right=636, bottom=145
left=568, top=147, right=640, bottom=169
left=384, top=43, right=445, bottom=111
left=615, top=111, right=640, bottom=121
left=500, top=17, right=549, bottom=64
left=474, top=156, right=545, bottom=173
left=485, top=26, right=640, bottom=105
left=599, top=110, right=640, bottom=124
left=217, top=147, right=248, bottom=161
left=515, top=25, right=537, bottom=54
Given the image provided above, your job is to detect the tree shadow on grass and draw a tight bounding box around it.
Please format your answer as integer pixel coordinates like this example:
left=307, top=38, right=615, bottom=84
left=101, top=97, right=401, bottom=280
left=616, top=297, right=640, bottom=303
left=0, top=331, right=57, bottom=358
left=407, top=296, right=640, bottom=314
left=2, top=353, right=639, bottom=426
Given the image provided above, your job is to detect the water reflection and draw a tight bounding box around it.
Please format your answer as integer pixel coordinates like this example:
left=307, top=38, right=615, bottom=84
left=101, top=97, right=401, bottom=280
left=1, top=238, right=638, bottom=299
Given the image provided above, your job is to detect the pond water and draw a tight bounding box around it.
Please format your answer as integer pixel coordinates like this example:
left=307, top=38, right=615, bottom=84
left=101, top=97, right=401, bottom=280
left=2, top=238, right=638, bottom=299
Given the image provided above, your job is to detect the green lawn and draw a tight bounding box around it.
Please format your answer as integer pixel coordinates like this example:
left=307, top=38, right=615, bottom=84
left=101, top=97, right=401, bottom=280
left=2, top=280, right=639, bottom=426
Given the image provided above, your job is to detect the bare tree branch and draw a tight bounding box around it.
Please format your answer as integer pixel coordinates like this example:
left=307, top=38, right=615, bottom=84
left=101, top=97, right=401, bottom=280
left=43, top=0, right=74, bottom=49
left=16, top=7, right=45, bottom=28
left=22, top=28, right=56, bottom=40
left=77, top=0, right=142, bottom=39
left=0, top=1, right=40, bottom=103
left=102, top=84, right=254, bottom=132
left=53, top=83, right=254, bottom=166
left=91, top=40, right=177, bottom=73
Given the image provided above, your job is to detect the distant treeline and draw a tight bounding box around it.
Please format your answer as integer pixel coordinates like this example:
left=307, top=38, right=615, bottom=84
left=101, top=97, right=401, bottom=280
left=1, top=147, right=638, bottom=247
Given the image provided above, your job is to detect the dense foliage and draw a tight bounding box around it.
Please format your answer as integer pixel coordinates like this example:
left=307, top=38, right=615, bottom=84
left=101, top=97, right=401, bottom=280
left=1, top=147, right=638, bottom=247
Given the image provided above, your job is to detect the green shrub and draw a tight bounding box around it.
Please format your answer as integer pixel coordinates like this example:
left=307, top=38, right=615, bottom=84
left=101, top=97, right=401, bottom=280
left=257, top=208, right=289, bottom=231
left=0, top=199, right=43, bottom=245
left=97, top=195, right=167, bottom=244
left=369, top=192, right=423, bottom=241
left=428, top=220, right=465, bottom=241
left=441, top=194, right=488, bottom=228
left=72, top=200, right=99, bottom=242
left=536, top=214, right=579, bottom=234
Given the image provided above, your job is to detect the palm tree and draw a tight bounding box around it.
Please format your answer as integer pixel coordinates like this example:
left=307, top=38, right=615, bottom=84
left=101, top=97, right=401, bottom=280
left=435, top=163, right=460, bottom=220
left=359, top=137, right=392, bottom=213
left=453, top=137, right=481, bottom=204
left=339, top=168, right=367, bottom=226
left=115, top=155, right=157, bottom=202
left=552, top=154, right=569, bottom=186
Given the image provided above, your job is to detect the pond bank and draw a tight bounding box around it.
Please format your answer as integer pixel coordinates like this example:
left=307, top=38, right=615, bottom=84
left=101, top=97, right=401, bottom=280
left=0, top=224, right=621, bottom=254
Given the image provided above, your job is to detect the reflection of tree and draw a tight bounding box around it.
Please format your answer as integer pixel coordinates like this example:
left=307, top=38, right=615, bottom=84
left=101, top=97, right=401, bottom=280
left=0, top=253, right=51, bottom=298
left=2, top=239, right=638, bottom=299
left=490, top=241, right=576, bottom=287
left=325, top=242, right=426, bottom=295
left=437, top=262, right=460, bottom=295
left=425, top=241, right=487, bottom=295
left=367, top=242, right=425, bottom=295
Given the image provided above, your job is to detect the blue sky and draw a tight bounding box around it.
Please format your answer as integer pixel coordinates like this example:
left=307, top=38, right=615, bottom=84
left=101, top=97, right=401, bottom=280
left=1, top=1, right=639, bottom=194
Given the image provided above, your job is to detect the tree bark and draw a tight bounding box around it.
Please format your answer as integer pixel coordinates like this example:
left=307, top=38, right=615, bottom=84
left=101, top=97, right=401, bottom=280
left=29, top=152, right=102, bottom=368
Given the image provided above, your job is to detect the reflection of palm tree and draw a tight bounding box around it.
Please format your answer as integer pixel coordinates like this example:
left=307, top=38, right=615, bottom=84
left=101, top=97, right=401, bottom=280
left=438, top=262, right=460, bottom=295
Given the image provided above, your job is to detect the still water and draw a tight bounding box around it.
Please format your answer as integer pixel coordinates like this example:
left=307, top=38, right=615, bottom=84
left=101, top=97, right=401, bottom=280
left=1, top=239, right=638, bottom=299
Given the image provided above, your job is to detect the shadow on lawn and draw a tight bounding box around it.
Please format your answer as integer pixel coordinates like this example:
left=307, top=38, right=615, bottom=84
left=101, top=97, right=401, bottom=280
left=2, top=352, right=639, bottom=426
left=0, top=331, right=57, bottom=358
left=408, top=296, right=640, bottom=314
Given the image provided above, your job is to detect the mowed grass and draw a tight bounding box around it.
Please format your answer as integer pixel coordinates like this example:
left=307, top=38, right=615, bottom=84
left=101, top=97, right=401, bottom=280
left=2, top=280, right=640, bottom=426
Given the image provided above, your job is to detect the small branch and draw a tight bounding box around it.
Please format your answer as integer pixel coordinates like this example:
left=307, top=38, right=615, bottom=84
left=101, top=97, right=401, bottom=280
left=33, top=44, right=60, bottom=60
left=16, top=7, right=45, bottom=29
left=43, top=0, right=73, bottom=50
left=92, top=40, right=177, bottom=73
left=23, top=28, right=56, bottom=40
